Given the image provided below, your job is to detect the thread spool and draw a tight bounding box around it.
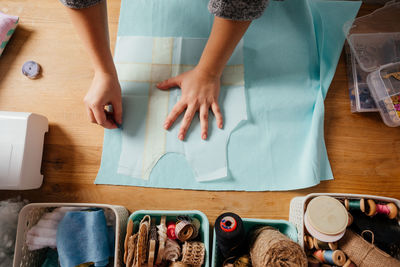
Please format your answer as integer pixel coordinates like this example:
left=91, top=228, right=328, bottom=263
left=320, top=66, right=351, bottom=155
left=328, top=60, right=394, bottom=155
left=215, top=212, right=245, bottom=259
left=307, top=256, right=321, bottom=267
left=347, top=212, right=353, bottom=227
left=304, top=235, right=314, bottom=250
left=375, top=202, right=398, bottom=219
left=313, top=238, right=337, bottom=250
left=343, top=259, right=356, bottom=267
left=167, top=221, right=177, bottom=240
left=345, top=198, right=366, bottom=212
left=234, top=255, right=251, bottom=267
left=313, top=250, right=346, bottom=266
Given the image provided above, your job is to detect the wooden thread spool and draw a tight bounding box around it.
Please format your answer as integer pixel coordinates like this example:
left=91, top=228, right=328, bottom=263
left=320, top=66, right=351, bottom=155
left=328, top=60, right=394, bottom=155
left=304, top=235, right=314, bottom=250
left=345, top=198, right=376, bottom=216
left=343, top=259, right=356, bottom=267
left=347, top=212, right=353, bottom=227
left=313, top=249, right=346, bottom=266
left=313, top=238, right=337, bottom=250
left=375, top=202, right=398, bottom=219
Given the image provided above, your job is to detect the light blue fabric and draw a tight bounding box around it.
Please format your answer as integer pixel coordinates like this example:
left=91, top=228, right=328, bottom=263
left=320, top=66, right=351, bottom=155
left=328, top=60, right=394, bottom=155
left=115, top=36, right=246, bottom=181
left=95, top=0, right=361, bottom=190
left=56, top=209, right=111, bottom=267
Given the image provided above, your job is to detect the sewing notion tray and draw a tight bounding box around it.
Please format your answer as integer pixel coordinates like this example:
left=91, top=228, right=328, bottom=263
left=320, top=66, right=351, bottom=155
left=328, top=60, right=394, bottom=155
left=128, top=210, right=210, bottom=267
left=289, top=193, right=400, bottom=248
left=13, top=203, right=129, bottom=267
left=211, top=218, right=298, bottom=267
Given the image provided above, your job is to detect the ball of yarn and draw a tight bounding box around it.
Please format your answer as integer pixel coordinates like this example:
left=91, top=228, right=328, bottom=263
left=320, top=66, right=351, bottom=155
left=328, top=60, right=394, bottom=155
left=249, top=226, right=307, bottom=267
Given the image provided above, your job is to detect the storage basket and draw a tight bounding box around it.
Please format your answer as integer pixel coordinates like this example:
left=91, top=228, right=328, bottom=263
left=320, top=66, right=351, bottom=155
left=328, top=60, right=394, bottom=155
left=289, top=193, right=400, bottom=248
left=128, top=210, right=210, bottom=267
left=13, top=203, right=129, bottom=267
left=211, top=218, right=298, bottom=267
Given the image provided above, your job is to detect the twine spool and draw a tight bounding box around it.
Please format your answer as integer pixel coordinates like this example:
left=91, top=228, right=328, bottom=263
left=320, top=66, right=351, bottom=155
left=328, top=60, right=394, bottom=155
left=313, top=238, right=337, bottom=250
left=176, top=220, right=194, bottom=242
left=215, top=212, right=245, bottom=259
left=181, top=241, right=205, bottom=266
left=249, top=226, right=307, bottom=267
left=375, top=202, right=398, bottom=219
left=313, top=250, right=346, bottom=266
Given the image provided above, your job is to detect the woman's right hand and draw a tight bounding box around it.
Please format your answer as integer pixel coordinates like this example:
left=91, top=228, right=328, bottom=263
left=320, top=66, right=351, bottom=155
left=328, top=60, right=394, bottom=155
left=84, top=71, right=122, bottom=129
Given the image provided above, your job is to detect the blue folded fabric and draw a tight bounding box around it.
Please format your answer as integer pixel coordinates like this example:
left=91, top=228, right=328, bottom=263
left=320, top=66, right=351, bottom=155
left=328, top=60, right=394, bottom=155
left=95, top=0, right=361, bottom=191
left=56, top=209, right=111, bottom=267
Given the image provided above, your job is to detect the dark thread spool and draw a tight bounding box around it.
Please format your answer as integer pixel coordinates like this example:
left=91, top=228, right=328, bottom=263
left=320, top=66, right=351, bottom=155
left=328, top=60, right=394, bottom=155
left=344, top=198, right=376, bottom=217
left=215, top=212, right=245, bottom=259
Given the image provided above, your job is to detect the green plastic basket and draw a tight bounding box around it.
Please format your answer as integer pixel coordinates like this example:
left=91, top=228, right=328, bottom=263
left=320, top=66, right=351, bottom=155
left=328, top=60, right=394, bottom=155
left=129, top=210, right=210, bottom=267
left=211, top=218, right=298, bottom=267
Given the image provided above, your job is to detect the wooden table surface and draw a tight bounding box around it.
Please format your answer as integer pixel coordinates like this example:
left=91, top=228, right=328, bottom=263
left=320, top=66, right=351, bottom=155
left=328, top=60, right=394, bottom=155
left=1, top=1, right=399, bottom=225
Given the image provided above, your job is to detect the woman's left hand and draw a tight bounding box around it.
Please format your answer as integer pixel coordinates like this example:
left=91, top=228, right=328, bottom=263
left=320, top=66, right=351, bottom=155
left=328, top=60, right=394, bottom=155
left=157, top=66, right=223, bottom=141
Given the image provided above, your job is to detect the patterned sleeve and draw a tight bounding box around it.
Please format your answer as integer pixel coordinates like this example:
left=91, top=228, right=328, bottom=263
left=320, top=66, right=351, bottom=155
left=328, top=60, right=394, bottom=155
left=208, top=0, right=269, bottom=21
left=59, top=0, right=103, bottom=9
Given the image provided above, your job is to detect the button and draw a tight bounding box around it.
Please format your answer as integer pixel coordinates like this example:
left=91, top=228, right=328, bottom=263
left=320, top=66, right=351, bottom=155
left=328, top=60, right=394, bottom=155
left=22, top=61, right=41, bottom=79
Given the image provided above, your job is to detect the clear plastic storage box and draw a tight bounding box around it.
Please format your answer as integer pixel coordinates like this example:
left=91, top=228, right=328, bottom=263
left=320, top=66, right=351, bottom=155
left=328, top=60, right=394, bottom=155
left=344, top=1, right=400, bottom=126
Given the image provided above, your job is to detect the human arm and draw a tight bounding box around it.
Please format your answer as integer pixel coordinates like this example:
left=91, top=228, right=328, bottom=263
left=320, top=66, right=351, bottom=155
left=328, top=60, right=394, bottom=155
left=62, top=0, right=122, bottom=129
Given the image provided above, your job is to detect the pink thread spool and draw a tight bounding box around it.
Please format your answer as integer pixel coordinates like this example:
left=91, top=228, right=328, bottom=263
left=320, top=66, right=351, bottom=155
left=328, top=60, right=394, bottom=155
left=375, top=202, right=398, bottom=219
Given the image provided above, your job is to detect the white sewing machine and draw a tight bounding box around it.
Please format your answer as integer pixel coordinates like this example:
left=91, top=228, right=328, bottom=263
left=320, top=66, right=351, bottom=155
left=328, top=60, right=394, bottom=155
left=0, top=111, right=48, bottom=190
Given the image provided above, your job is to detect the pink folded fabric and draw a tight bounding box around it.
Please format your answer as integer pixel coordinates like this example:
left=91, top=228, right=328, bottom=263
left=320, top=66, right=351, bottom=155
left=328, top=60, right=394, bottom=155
left=0, top=11, right=19, bottom=56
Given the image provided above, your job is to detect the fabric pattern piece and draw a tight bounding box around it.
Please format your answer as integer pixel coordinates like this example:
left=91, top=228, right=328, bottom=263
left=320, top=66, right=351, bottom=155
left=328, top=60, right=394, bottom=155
left=95, top=0, right=361, bottom=191
left=114, top=37, right=246, bottom=181
left=0, top=12, right=18, bottom=57
left=208, top=0, right=269, bottom=21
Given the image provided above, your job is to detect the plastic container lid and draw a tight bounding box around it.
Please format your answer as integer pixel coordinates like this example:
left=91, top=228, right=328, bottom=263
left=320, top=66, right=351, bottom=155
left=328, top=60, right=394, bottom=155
left=367, top=62, right=400, bottom=127
left=344, top=2, right=400, bottom=72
